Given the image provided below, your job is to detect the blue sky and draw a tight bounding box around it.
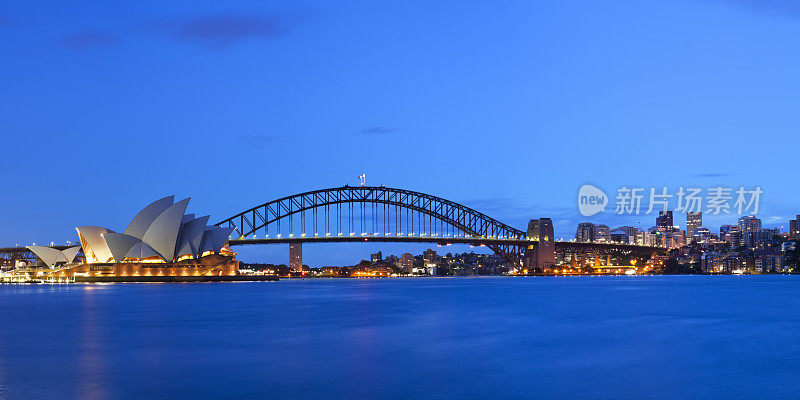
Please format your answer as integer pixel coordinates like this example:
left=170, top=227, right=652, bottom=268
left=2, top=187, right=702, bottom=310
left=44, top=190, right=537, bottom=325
left=2, top=0, right=799, bottom=266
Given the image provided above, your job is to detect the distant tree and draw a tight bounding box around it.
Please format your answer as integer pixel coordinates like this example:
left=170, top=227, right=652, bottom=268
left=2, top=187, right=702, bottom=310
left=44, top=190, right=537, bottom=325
left=662, top=259, right=681, bottom=274
left=784, top=246, right=800, bottom=273
left=689, top=261, right=701, bottom=274
left=436, top=263, right=453, bottom=276
left=661, top=259, right=699, bottom=274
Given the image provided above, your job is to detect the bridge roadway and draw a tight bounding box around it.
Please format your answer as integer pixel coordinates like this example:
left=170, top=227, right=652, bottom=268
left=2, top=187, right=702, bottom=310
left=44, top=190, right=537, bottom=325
left=228, top=236, right=665, bottom=256
left=1, top=239, right=664, bottom=268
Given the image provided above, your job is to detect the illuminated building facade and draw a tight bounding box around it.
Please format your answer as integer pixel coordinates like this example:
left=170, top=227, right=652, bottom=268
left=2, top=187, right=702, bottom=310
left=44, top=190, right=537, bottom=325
left=595, top=224, right=610, bottom=243
left=738, top=215, right=762, bottom=232
left=657, top=211, right=674, bottom=230
left=400, top=253, right=413, bottom=274
left=686, top=212, right=702, bottom=242
left=790, top=215, right=800, bottom=239
left=38, top=196, right=239, bottom=281
left=575, top=223, right=595, bottom=242
left=290, top=243, right=303, bottom=271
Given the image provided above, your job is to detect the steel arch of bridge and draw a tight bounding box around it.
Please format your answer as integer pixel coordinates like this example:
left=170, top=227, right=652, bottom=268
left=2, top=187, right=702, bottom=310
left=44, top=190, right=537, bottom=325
left=215, top=186, right=528, bottom=267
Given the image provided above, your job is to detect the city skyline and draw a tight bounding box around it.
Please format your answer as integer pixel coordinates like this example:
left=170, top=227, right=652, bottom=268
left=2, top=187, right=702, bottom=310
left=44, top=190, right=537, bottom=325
left=4, top=2, right=800, bottom=399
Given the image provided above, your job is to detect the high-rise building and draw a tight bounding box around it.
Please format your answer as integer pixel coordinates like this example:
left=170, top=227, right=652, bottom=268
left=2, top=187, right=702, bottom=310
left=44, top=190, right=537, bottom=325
left=636, top=230, right=655, bottom=246
left=370, top=251, right=383, bottom=263
left=686, top=212, right=702, bottom=242
left=666, top=231, right=686, bottom=248
left=738, top=216, right=762, bottom=233
left=720, top=225, right=736, bottom=236
left=749, top=228, right=780, bottom=249
left=790, top=215, right=800, bottom=239
left=289, top=242, right=303, bottom=271
left=575, top=223, right=595, bottom=242
left=595, top=224, right=610, bottom=243
left=616, top=226, right=638, bottom=237
left=400, top=253, right=414, bottom=274
left=609, top=229, right=629, bottom=244
left=613, top=226, right=637, bottom=244
left=694, top=227, right=711, bottom=243
left=656, top=211, right=673, bottom=230
left=423, top=249, right=438, bottom=265
left=720, top=225, right=742, bottom=246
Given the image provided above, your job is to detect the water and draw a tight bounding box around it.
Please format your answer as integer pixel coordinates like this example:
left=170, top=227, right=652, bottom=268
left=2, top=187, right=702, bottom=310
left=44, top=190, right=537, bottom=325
left=1, top=276, right=799, bottom=399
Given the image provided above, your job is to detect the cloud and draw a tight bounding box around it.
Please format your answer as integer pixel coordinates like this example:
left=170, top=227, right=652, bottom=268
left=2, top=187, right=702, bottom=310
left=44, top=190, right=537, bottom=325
left=161, top=14, right=293, bottom=46
left=240, top=134, right=275, bottom=149
left=62, top=32, right=119, bottom=51
left=359, top=127, right=396, bottom=135
left=689, top=173, right=732, bottom=178
left=720, top=0, right=800, bottom=15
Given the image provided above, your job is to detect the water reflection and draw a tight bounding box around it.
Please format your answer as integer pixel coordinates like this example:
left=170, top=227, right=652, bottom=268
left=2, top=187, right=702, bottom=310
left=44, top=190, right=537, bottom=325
left=0, top=276, right=799, bottom=399
left=77, top=285, right=109, bottom=400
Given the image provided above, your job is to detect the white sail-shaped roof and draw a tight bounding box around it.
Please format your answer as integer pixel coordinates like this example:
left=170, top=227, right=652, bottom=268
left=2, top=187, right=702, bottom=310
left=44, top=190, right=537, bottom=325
left=27, top=246, right=67, bottom=267
left=124, top=196, right=174, bottom=240
left=176, top=215, right=210, bottom=258
left=124, top=241, right=162, bottom=260
left=200, top=226, right=235, bottom=254
left=199, top=228, right=215, bottom=254
left=181, top=214, right=195, bottom=225
left=142, top=198, right=190, bottom=262
left=62, top=246, right=82, bottom=263
left=76, top=226, right=115, bottom=263
left=102, top=233, right=142, bottom=262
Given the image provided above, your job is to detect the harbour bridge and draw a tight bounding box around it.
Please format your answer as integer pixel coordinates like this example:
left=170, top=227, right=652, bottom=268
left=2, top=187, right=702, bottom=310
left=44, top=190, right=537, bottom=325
left=213, top=186, right=665, bottom=269
left=1, top=186, right=665, bottom=270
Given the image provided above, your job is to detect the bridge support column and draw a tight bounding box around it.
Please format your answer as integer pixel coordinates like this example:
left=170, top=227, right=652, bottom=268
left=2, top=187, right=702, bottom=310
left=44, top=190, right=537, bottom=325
left=606, top=255, right=612, bottom=267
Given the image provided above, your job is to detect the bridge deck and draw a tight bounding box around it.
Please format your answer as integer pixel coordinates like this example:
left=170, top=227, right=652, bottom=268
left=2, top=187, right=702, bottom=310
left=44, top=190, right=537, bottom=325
left=228, top=236, right=664, bottom=255
left=229, top=236, right=533, bottom=246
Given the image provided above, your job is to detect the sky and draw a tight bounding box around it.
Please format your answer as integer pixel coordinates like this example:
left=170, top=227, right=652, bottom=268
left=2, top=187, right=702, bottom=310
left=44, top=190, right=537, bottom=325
left=2, top=0, right=800, bottom=266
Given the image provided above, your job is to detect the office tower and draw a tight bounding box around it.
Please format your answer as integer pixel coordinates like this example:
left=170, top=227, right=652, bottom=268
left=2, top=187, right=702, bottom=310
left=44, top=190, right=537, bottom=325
left=656, top=211, right=673, bottom=230
left=400, top=253, right=414, bottom=274
left=738, top=215, right=762, bottom=232
left=595, top=224, right=610, bottom=243
left=686, top=212, right=702, bottom=241
left=575, top=222, right=595, bottom=242
left=289, top=242, right=303, bottom=271
left=790, top=215, right=800, bottom=239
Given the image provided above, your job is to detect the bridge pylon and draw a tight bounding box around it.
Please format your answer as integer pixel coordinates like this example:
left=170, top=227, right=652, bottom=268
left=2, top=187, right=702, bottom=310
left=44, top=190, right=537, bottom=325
left=523, top=218, right=555, bottom=272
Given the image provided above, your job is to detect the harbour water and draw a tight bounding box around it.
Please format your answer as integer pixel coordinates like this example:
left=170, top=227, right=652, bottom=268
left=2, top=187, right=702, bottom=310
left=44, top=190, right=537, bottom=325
left=1, top=276, right=799, bottom=399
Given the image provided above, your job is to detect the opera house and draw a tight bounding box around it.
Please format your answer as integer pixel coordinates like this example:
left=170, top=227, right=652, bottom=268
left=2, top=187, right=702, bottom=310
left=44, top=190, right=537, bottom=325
left=31, top=196, right=241, bottom=282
